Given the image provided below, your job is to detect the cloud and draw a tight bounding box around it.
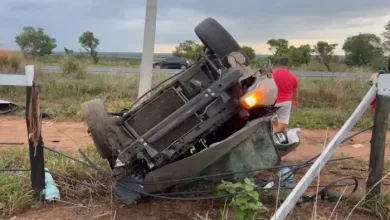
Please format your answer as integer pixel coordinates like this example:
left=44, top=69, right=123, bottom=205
left=0, top=0, right=389, bottom=55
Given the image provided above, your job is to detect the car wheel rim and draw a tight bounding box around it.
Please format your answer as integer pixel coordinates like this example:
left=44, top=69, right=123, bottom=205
left=180, top=65, right=186, bottom=70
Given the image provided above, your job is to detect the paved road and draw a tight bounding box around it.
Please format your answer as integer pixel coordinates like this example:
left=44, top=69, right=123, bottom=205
left=37, top=66, right=372, bottom=79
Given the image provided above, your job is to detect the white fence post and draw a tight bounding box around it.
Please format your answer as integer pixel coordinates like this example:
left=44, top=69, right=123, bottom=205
left=0, top=65, right=35, bottom=86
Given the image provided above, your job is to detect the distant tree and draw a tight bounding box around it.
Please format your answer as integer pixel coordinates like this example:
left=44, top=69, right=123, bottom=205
left=382, top=21, right=390, bottom=54
left=266, top=39, right=289, bottom=64
left=288, top=44, right=311, bottom=66
left=342, top=33, right=384, bottom=67
left=267, top=39, right=289, bottom=57
left=312, top=41, right=338, bottom=71
left=172, top=40, right=203, bottom=61
left=241, top=46, right=256, bottom=61
left=79, top=31, right=100, bottom=63
left=15, top=26, right=57, bottom=58
left=64, top=47, right=74, bottom=55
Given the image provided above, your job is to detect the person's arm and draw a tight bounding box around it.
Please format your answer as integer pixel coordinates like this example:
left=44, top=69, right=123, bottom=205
left=293, top=89, right=299, bottom=107
left=292, top=76, right=299, bottom=108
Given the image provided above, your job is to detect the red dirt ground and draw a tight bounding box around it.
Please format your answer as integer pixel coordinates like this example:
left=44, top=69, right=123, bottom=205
left=1, top=116, right=389, bottom=219
left=1, top=116, right=390, bottom=160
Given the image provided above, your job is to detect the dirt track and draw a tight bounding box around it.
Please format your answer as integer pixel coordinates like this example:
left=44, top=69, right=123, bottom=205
left=1, top=116, right=390, bottom=161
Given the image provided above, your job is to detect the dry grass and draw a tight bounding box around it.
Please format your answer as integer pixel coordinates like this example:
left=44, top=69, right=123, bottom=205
left=0, top=71, right=375, bottom=128
left=0, top=50, right=25, bottom=74
left=60, top=56, right=87, bottom=79
left=292, top=77, right=373, bottom=129
left=30, top=53, right=377, bottom=74
left=291, top=60, right=375, bottom=74
left=33, top=54, right=142, bottom=68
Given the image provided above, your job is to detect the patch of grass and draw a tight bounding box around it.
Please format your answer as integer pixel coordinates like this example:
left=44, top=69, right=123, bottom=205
left=33, top=54, right=141, bottom=68
left=0, top=71, right=376, bottom=128
left=0, top=146, right=109, bottom=216
left=0, top=50, right=25, bottom=74
left=0, top=72, right=142, bottom=121
left=33, top=54, right=377, bottom=74
left=60, top=56, right=87, bottom=79
left=346, top=192, right=390, bottom=219
left=291, top=60, right=376, bottom=74
left=290, top=108, right=373, bottom=129
left=291, top=77, right=374, bottom=129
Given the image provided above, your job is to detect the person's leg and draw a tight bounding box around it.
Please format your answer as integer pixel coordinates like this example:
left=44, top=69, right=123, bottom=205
left=274, top=102, right=292, bottom=132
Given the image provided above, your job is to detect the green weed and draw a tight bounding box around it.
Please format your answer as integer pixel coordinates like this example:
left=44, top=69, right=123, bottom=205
left=216, top=178, right=268, bottom=220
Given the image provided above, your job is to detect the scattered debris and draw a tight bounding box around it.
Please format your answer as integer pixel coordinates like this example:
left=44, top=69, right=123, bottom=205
left=41, top=112, right=51, bottom=119
left=0, top=99, right=18, bottom=115
left=352, top=144, right=365, bottom=148
left=44, top=168, right=60, bottom=202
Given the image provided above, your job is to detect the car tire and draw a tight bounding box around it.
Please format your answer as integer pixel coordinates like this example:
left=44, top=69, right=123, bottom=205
left=82, top=99, right=112, bottom=159
left=180, top=65, right=187, bottom=70
left=194, top=17, right=249, bottom=67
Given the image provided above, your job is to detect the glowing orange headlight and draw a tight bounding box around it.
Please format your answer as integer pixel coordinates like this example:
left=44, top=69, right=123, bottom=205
left=240, top=88, right=265, bottom=109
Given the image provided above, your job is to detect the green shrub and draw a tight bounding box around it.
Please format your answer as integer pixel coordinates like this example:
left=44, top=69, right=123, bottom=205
left=9, top=54, right=23, bottom=73
left=61, top=56, right=87, bottom=79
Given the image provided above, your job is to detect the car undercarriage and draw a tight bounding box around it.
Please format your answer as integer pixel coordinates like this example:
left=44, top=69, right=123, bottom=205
left=81, top=17, right=301, bottom=203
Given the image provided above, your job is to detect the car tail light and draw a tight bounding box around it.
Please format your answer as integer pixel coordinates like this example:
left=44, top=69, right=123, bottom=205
left=240, top=83, right=266, bottom=109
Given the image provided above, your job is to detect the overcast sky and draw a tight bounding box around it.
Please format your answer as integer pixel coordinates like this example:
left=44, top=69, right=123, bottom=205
left=1, top=0, right=389, bottom=55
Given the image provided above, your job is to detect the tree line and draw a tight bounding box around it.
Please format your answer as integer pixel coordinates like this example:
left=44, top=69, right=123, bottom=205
left=12, top=20, right=390, bottom=70
left=172, top=21, right=390, bottom=71
left=14, top=27, right=100, bottom=63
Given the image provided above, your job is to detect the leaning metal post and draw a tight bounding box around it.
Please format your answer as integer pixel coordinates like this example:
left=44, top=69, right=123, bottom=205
left=271, top=85, right=377, bottom=220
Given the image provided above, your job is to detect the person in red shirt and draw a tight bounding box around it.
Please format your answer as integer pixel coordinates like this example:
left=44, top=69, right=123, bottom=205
left=272, top=58, right=299, bottom=132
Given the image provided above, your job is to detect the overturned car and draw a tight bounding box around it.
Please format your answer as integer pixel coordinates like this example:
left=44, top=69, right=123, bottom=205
left=82, top=17, right=300, bottom=203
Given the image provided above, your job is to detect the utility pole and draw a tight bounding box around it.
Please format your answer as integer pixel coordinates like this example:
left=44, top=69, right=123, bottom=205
left=366, top=73, right=390, bottom=199
left=138, top=0, right=158, bottom=99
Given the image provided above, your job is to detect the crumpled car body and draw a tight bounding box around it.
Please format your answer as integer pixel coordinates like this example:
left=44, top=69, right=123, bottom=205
left=81, top=17, right=301, bottom=204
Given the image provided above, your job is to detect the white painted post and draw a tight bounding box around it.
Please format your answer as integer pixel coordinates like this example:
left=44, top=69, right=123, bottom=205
left=138, top=0, right=158, bottom=99
left=0, top=65, right=35, bottom=86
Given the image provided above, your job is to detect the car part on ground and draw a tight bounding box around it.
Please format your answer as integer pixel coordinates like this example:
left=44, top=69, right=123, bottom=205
left=81, top=17, right=300, bottom=204
left=273, top=128, right=301, bottom=157
left=0, top=99, right=18, bottom=115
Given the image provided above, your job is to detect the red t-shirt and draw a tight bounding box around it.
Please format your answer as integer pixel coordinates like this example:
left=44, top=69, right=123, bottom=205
left=272, top=68, right=299, bottom=103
